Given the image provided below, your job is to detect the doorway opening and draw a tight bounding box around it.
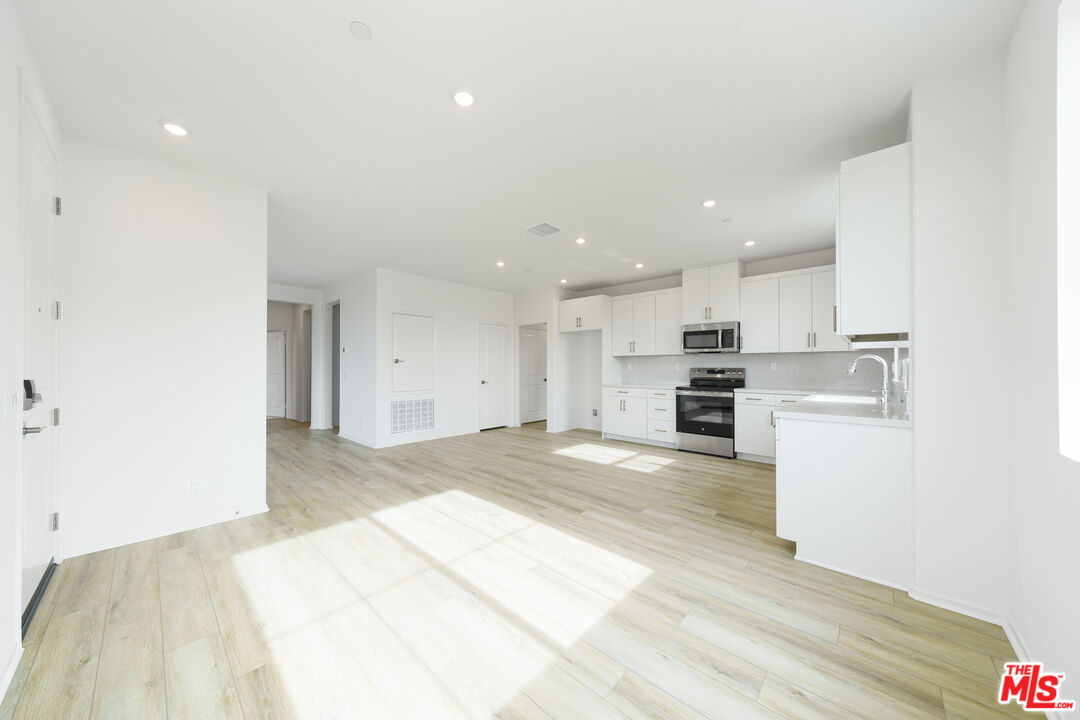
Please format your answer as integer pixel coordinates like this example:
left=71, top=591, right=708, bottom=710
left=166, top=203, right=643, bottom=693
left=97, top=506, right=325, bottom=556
left=519, top=323, right=548, bottom=427
left=267, top=300, right=313, bottom=423
left=331, top=301, right=341, bottom=430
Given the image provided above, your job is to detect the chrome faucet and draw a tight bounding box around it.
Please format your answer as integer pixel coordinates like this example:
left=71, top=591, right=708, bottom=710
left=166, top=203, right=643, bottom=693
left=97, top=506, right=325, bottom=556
left=848, top=354, right=890, bottom=404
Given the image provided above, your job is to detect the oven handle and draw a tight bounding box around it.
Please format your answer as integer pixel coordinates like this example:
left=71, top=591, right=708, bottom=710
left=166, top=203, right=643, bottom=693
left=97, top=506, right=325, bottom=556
left=676, top=390, right=734, bottom=398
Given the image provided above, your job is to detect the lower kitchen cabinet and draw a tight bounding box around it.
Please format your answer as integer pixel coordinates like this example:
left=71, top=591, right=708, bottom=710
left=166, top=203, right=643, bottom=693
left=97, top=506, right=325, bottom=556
left=734, top=391, right=809, bottom=460
left=602, top=387, right=647, bottom=439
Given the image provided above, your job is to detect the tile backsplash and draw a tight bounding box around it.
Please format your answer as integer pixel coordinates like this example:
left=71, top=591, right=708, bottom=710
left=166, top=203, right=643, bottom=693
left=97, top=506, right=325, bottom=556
left=616, top=349, right=899, bottom=391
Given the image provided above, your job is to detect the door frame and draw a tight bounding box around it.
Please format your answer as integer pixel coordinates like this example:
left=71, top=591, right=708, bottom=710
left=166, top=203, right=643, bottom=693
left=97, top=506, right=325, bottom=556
left=477, top=320, right=511, bottom=430
left=17, top=74, right=62, bottom=619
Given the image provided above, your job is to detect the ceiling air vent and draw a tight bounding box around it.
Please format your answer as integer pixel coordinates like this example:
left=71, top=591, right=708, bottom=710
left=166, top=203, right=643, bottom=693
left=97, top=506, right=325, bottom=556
left=525, top=222, right=561, bottom=237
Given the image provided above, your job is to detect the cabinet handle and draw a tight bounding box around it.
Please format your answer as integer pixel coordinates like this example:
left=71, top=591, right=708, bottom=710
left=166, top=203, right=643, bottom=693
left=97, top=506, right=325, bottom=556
left=655, top=429, right=666, bottom=433
left=617, top=390, right=628, bottom=394
left=654, top=407, right=667, bottom=412
left=833, top=306, right=837, bottom=332
left=770, top=410, right=775, bottom=427
left=745, top=397, right=762, bottom=401
left=813, top=332, right=817, bottom=348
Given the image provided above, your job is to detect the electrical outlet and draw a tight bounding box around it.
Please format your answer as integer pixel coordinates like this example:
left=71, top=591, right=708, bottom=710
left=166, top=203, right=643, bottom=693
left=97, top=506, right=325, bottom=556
left=343, top=370, right=349, bottom=380
left=191, top=479, right=202, bottom=496
left=770, top=362, right=777, bottom=371
left=592, top=408, right=598, bottom=416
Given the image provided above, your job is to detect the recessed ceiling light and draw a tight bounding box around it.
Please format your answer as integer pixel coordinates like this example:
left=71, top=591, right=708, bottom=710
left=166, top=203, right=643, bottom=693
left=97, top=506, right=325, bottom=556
left=348, top=21, right=373, bottom=41
left=560, top=278, right=567, bottom=284
left=635, top=263, right=644, bottom=269
left=575, top=237, right=586, bottom=245
left=722, top=217, right=734, bottom=223
left=702, top=200, right=716, bottom=208
left=496, top=261, right=504, bottom=268
left=744, top=240, right=756, bottom=247
left=161, top=121, right=188, bottom=137
left=454, top=91, right=475, bottom=107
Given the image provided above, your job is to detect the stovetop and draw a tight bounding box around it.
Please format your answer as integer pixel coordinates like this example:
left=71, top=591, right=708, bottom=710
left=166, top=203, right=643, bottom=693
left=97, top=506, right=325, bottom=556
left=676, top=367, right=746, bottom=391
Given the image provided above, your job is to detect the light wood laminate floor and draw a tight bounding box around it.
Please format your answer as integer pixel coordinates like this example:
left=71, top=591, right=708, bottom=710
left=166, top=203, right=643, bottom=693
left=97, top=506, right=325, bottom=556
left=2, top=421, right=1031, bottom=720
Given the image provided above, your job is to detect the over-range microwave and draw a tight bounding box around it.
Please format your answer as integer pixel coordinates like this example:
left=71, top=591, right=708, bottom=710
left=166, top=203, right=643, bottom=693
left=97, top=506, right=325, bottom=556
left=682, top=321, right=740, bottom=353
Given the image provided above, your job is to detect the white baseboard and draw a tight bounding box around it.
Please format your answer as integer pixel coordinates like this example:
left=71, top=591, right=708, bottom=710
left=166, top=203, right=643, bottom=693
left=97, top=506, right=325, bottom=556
left=794, top=553, right=912, bottom=593
left=735, top=452, right=776, bottom=465
left=62, top=504, right=270, bottom=560
left=0, top=643, right=23, bottom=709
left=908, top=587, right=1006, bottom=626
left=336, top=431, right=375, bottom=448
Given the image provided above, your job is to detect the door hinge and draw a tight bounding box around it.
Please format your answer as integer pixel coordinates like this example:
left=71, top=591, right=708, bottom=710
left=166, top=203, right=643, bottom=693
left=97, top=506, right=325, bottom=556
left=52, top=408, right=60, bottom=426
left=53, top=301, right=62, bottom=320
left=49, top=513, right=59, bottom=531
left=54, top=197, right=62, bottom=216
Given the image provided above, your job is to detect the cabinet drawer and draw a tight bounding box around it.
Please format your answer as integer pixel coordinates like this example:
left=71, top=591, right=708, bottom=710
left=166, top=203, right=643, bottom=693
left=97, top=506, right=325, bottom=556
left=647, top=399, right=675, bottom=418
left=735, top=392, right=775, bottom=406
left=645, top=389, right=674, bottom=400
left=647, top=419, right=675, bottom=442
left=603, top=386, right=647, bottom=399
left=774, top=393, right=808, bottom=407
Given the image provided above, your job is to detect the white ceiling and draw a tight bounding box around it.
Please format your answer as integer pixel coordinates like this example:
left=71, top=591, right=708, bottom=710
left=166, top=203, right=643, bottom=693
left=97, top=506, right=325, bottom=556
left=17, top=0, right=1022, bottom=293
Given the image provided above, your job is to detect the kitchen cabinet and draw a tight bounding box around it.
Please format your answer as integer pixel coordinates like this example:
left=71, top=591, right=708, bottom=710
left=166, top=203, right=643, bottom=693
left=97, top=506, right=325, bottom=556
left=775, top=413, right=912, bottom=588
left=739, top=277, right=779, bottom=353
left=837, top=142, right=911, bottom=337
left=741, top=266, right=848, bottom=354
left=778, top=274, right=813, bottom=353
left=811, top=269, right=848, bottom=351
left=735, top=391, right=808, bottom=459
left=654, top=291, right=683, bottom=355
left=611, top=290, right=681, bottom=356
left=559, top=295, right=607, bottom=332
left=681, top=260, right=742, bottom=324
left=601, top=386, right=647, bottom=438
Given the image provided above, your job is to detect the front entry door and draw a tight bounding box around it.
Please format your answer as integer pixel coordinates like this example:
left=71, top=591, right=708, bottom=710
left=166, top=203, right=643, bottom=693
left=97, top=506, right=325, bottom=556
left=479, top=322, right=508, bottom=429
left=21, top=96, right=59, bottom=613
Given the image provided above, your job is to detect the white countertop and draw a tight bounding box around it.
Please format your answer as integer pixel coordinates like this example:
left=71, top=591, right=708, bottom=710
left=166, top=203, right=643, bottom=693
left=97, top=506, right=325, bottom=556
left=774, top=391, right=913, bottom=428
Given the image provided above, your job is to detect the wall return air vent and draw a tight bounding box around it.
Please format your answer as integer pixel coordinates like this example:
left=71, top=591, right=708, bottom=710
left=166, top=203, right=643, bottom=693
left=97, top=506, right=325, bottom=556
left=525, top=222, right=561, bottom=237
left=390, top=398, right=435, bottom=434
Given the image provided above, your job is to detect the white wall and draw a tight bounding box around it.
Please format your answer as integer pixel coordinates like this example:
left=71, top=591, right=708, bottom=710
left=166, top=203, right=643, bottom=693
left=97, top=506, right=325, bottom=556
left=0, top=0, right=61, bottom=699
left=372, top=269, right=514, bottom=447
left=60, top=135, right=268, bottom=558
left=909, top=55, right=1011, bottom=620
left=1004, top=0, right=1080, bottom=697
left=324, top=270, right=377, bottom=446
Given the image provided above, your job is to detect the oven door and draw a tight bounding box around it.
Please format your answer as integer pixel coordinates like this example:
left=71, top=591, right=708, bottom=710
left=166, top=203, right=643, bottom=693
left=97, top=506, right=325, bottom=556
left=676, top=390, right=735, bottom=437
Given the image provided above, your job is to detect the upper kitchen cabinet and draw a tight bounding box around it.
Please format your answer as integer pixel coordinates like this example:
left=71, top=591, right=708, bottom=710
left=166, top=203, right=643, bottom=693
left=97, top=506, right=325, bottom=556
left=681, top=260, right=743, bottom=324
left=739, top=276, right=780, bottom=353
left=741, top=266, right=849, bottom=353
left=611, top=289, right=682, bottom=356
left=559, top=295, right=607, bottom=332
left=837, top=142, right=912, bottom=337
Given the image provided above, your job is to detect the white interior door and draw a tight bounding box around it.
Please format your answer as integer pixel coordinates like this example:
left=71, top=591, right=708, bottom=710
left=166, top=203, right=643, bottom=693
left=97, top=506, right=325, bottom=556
left=392, top=313, right=435, bottom=392
left=479, top=322, right=508, bottom=429
left=267, top=331, right=286, bottom=418
left=21, top=98, right=59, bottom=612
left=521, top=327, right=547, bottom=423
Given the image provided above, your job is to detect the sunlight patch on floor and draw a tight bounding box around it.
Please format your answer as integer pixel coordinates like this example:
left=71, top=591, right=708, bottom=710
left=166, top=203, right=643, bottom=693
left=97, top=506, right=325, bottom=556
left=230, top=489, right=652, bottom=718
left=554, top=442, right=675, bottom=473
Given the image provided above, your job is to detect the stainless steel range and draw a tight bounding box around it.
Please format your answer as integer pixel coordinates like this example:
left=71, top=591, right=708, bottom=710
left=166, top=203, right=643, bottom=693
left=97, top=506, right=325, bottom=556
left=675, top=368, right=745, bottom=458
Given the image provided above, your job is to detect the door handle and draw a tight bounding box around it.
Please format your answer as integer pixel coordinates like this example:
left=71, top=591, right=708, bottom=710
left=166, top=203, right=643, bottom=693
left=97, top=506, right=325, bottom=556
left=480, top=379, right=488, bottom=384
left=393, top=358, right=404, bottom=364
left=23, top=425, right=45, bottom=436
